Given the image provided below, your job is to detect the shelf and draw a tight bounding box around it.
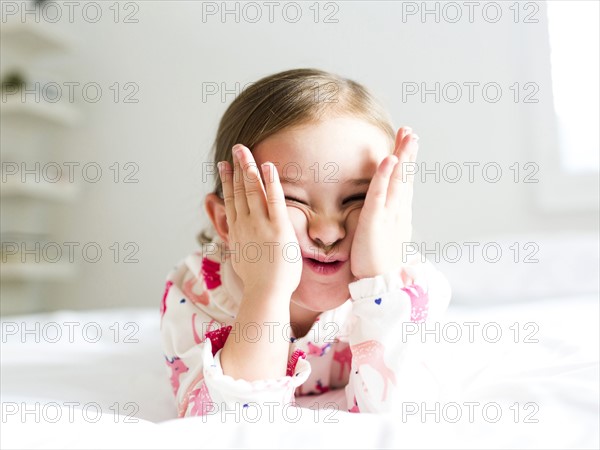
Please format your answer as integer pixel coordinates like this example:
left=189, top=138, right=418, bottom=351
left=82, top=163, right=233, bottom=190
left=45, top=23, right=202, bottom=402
left=0, top=10, right=79, bottom=313
left=0, top=21, right=72, bottom=54
left=1, top=179, right=79, bottom=202
left=0, top=96, right=80, bottom=126
left=0, top=262, right=75, bottom=282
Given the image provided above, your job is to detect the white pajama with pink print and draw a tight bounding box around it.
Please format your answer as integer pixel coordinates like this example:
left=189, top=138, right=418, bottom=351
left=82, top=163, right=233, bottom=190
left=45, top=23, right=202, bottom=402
left=160, top=236, right=451, bottom=417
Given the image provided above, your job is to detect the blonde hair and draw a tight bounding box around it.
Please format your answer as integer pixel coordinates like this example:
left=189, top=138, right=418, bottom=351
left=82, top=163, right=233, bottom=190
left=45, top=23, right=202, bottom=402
left=198, top=68, right=396, bottom=244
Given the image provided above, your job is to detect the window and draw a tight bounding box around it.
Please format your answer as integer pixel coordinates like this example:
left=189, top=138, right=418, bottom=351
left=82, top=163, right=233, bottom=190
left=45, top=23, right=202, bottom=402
left=529, top=1, right=599, bottom=211
left=546, top=1, right=599, bottom=174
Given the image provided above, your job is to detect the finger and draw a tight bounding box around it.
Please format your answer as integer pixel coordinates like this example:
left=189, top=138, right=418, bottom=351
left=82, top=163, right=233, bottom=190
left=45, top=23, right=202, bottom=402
left=236, top=145, right=268, bottom=216
left=232, top=145, right=250, bottom=216
left=408, top=133, right=419, bottom=163
left=261, top=162, right=288, bottom=222
left=219, top=160, right=236, bottom=223
left=404, top=133, right=419, bottom=167
left=393, top=126, right=412, bottom=158
left=387, top=135, right=418, bottom=207
left=363, top=155, right=398, bottom=215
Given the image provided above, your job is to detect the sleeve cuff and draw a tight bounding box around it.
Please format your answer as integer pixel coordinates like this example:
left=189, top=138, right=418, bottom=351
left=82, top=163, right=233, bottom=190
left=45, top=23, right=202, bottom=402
left=349, top=264, right=423, bottom=301
left=202, top=344, right=311, bottom=404
left=348, top=261, right=434, bottom=324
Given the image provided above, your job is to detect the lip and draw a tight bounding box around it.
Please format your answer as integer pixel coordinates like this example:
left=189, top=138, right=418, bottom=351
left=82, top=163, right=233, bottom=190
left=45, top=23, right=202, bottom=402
left=300, top=250, right=348, bottom=263
left=303, top=257, right=347, bottom=275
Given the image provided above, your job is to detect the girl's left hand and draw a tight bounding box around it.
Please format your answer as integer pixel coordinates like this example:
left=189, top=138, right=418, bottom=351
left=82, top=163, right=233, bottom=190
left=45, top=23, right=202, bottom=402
left=350, top=126, right=419, bottom=280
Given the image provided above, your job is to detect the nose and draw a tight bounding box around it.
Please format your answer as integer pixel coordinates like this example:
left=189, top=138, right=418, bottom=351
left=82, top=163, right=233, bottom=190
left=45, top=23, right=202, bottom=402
left=308, top=215, right=346, bottom=251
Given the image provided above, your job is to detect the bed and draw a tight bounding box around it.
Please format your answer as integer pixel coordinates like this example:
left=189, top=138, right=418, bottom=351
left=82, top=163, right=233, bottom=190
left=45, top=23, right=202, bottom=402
left=1, top=294, right=598, bottom=449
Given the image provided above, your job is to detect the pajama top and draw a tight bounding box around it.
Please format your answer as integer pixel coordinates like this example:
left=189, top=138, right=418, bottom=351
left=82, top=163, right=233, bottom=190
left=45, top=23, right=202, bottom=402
left=160, top=236, right=451, bottom=417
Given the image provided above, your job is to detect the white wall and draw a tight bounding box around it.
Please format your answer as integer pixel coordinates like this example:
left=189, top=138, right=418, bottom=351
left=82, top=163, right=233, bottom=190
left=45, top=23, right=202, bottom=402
left=18, top=1, right=595, bottom=311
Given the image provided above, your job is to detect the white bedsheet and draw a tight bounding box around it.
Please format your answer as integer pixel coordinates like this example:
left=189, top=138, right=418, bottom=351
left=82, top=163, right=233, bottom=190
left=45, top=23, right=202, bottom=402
left=1, top=296, right=598, bottom=449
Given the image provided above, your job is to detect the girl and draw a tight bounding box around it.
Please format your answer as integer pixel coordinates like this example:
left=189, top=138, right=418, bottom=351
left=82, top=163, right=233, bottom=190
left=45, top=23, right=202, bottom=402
left=160, top=68, right=451, bottom=418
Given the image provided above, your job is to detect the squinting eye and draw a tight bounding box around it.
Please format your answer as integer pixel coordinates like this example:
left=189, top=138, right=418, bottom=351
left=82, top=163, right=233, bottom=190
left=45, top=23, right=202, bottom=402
left=343, top=194, right=366, bottom=205
left=285, top=196, right=307, bottom=205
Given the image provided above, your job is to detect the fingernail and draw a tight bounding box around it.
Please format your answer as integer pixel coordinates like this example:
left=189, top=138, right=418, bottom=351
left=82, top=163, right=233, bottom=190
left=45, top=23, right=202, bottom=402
left=217, top=161, right=223, bottom=174
left=232, top=145, right=241, bottom=158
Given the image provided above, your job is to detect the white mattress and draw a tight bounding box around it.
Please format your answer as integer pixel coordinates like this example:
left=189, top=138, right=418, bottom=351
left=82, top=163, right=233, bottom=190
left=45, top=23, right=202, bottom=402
left=1, top=295, right=598, bottom=449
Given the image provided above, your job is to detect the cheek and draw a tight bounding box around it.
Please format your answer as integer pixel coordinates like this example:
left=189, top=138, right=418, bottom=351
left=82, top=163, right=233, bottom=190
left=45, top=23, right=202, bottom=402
left=286, top=206, right=308, bottom=235
left=345, top=209, right=361, bottom=240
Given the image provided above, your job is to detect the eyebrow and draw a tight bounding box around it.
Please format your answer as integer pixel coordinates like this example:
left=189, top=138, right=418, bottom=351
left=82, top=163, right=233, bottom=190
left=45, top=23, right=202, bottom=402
left=280, top=177, right=371, bottom=186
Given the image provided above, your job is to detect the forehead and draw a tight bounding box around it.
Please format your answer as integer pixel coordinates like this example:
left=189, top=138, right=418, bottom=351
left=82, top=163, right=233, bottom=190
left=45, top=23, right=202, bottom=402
left=252, top=116, right=391, bottom=180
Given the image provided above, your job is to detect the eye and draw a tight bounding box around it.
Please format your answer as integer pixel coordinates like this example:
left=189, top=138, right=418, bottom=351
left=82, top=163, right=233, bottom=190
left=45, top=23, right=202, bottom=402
left=285, top=196, right=307, bottom=205
left=343, top=194, right=366, bottom=205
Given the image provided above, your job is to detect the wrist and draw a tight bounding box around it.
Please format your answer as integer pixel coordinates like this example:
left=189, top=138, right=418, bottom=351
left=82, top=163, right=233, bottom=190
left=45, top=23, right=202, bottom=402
left=351, top=268, right=385, bottom=281
left=243, top=284, right=293, bottom=303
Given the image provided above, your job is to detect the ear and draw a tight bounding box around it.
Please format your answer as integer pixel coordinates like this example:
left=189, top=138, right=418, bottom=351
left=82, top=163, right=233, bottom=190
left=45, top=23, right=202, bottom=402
left=204, top=193, right=229, bottom=245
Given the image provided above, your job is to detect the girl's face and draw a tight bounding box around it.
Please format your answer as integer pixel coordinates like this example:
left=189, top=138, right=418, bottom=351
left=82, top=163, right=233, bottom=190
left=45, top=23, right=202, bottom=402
left=252, top=115, right=392, bottom=314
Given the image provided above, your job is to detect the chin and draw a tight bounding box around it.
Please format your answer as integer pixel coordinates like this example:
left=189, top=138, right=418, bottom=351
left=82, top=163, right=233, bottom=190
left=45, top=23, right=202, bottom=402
left=291, top=268, right=352, bottom=312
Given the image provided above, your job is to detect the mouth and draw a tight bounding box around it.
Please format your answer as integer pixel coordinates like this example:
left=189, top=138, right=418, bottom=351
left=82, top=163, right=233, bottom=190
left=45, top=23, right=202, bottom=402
left=302, top=255, right=347, bottom=275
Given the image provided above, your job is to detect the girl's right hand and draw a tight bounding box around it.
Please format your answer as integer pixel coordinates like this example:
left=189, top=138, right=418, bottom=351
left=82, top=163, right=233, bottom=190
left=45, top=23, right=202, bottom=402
left=218, top=144, right=302, bottom=298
